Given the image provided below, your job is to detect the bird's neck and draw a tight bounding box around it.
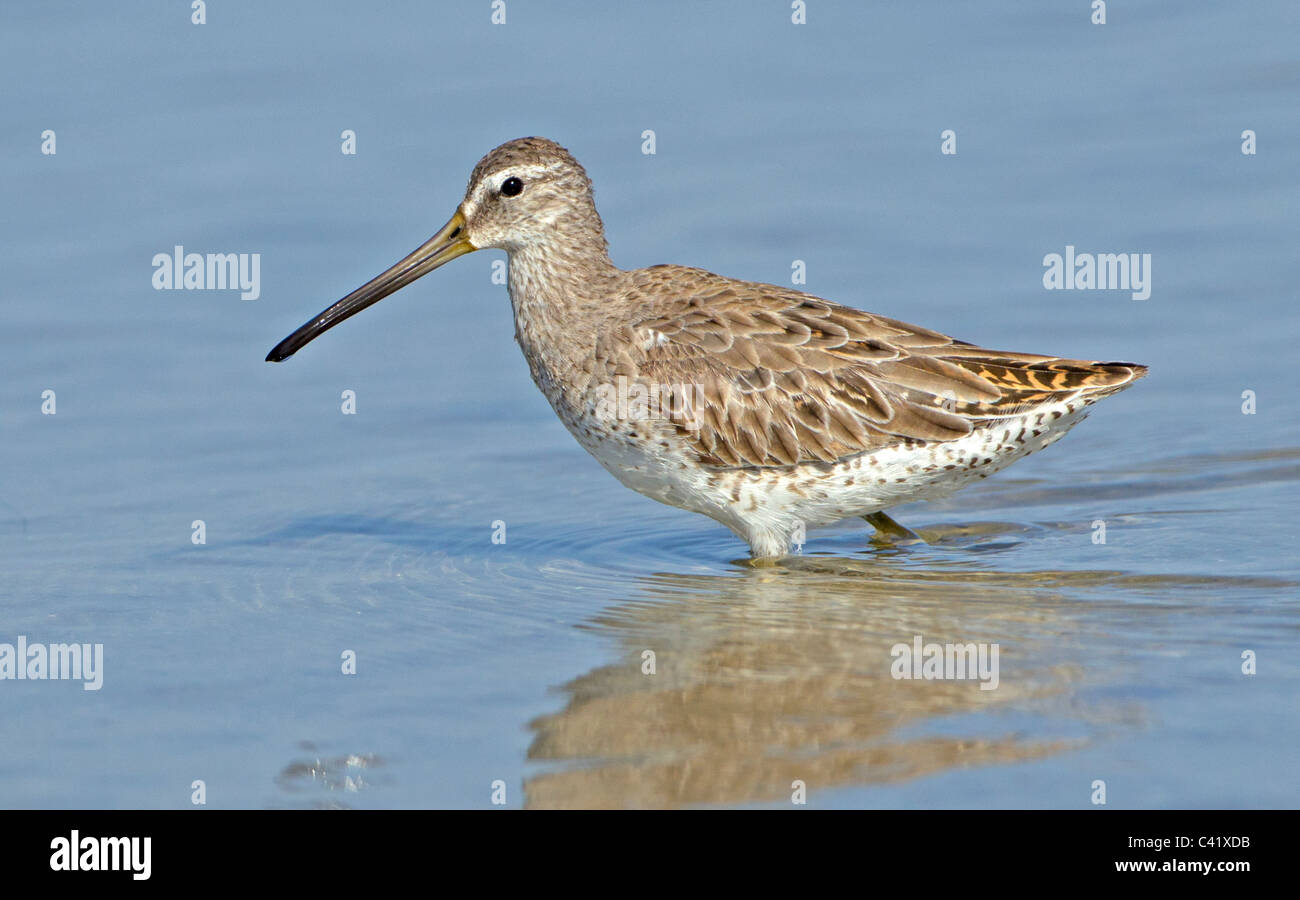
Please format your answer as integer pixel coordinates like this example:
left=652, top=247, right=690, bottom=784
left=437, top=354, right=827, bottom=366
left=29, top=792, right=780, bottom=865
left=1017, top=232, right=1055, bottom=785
left=506, top=232, right=621, bottom=393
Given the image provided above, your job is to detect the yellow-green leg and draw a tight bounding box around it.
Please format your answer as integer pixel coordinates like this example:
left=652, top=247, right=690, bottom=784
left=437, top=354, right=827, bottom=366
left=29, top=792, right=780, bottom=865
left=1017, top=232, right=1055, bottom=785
left=864, top=511, right=923, bottom=543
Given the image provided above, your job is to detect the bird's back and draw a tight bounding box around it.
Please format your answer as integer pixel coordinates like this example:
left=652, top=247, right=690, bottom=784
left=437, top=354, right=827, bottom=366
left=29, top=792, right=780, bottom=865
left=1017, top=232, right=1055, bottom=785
left=592, top=264, right=1146, bottom=471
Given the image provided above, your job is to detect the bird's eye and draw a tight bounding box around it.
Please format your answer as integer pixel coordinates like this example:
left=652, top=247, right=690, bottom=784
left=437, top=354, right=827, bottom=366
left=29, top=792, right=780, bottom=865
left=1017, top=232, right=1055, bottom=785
left=500, top=176, right=523, bottom=197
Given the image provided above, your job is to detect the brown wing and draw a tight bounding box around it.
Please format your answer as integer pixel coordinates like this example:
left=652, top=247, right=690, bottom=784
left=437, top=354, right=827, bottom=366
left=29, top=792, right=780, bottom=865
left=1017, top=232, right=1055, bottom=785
left=595, top=266, right=1146, bottom=469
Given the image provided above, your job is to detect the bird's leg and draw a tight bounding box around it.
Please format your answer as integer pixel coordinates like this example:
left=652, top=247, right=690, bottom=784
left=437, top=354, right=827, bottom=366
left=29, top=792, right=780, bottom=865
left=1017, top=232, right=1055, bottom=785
left=864, top=511, right=924, bottom=543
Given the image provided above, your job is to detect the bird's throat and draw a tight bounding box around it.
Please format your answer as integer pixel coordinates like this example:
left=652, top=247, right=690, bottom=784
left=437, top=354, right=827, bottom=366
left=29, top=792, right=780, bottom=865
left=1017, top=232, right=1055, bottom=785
left=505, top=240, right=621, bottom=416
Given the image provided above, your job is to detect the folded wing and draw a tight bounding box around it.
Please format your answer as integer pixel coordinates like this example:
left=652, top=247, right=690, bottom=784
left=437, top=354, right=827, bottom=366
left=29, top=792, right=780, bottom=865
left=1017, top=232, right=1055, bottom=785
left=594, top=267, right=1146, bottom=469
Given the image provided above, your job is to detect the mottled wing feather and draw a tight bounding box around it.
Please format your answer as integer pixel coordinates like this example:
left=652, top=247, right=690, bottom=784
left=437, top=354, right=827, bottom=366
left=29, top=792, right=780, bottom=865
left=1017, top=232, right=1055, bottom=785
left=598, top=266, right=1147, bottom=469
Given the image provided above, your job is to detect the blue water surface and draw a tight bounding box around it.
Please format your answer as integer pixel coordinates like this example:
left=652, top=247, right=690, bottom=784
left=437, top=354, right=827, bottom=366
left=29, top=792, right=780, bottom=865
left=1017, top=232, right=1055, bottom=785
left=1, top=1, right=1297, bottom=808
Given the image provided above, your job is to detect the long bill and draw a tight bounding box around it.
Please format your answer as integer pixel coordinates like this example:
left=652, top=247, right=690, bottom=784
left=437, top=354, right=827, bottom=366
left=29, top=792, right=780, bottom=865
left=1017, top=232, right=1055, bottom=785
left=265, top=209, right=475, bottom=362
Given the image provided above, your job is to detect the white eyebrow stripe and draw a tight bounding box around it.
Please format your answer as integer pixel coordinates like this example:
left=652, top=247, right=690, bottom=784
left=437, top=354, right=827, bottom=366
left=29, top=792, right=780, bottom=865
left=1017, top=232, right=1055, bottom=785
left=466, top=161, right=568, bottom=217
left=486, top=161, right=565, bottom=185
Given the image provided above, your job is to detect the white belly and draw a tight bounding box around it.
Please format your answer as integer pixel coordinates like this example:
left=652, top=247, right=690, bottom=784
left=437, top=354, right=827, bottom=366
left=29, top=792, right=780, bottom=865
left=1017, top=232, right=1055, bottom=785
left=559, top=393, right=1092, bottom=557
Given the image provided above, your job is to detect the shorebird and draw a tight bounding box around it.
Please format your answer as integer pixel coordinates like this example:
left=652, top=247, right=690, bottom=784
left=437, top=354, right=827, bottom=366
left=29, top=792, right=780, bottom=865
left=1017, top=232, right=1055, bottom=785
left=267, top=137, right=1146, bottom=559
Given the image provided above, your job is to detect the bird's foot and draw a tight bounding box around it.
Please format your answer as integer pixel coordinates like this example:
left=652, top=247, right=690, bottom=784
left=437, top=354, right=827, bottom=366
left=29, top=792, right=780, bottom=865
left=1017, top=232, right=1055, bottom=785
left=864, top=511, right=925, bottom=545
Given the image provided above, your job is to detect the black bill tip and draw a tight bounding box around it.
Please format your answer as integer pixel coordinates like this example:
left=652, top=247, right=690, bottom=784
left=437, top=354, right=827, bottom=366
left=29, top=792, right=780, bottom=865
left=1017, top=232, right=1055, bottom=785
left=265, top=341, right=294, bottom=363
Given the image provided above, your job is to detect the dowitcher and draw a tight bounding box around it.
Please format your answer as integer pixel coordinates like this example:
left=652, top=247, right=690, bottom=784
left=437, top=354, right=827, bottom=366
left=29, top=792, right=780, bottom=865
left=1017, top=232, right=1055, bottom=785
left=267, top=137, right=1146, bottom=559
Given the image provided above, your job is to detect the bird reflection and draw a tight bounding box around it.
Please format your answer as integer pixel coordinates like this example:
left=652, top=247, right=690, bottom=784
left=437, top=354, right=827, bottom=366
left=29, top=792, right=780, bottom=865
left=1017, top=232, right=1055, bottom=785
left=523, top=550, right=1148, bottom=809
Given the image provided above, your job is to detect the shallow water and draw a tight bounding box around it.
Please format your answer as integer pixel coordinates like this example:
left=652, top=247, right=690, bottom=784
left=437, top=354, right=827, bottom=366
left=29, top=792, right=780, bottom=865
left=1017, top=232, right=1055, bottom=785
left=2, top=2, right=1298, bottom=808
